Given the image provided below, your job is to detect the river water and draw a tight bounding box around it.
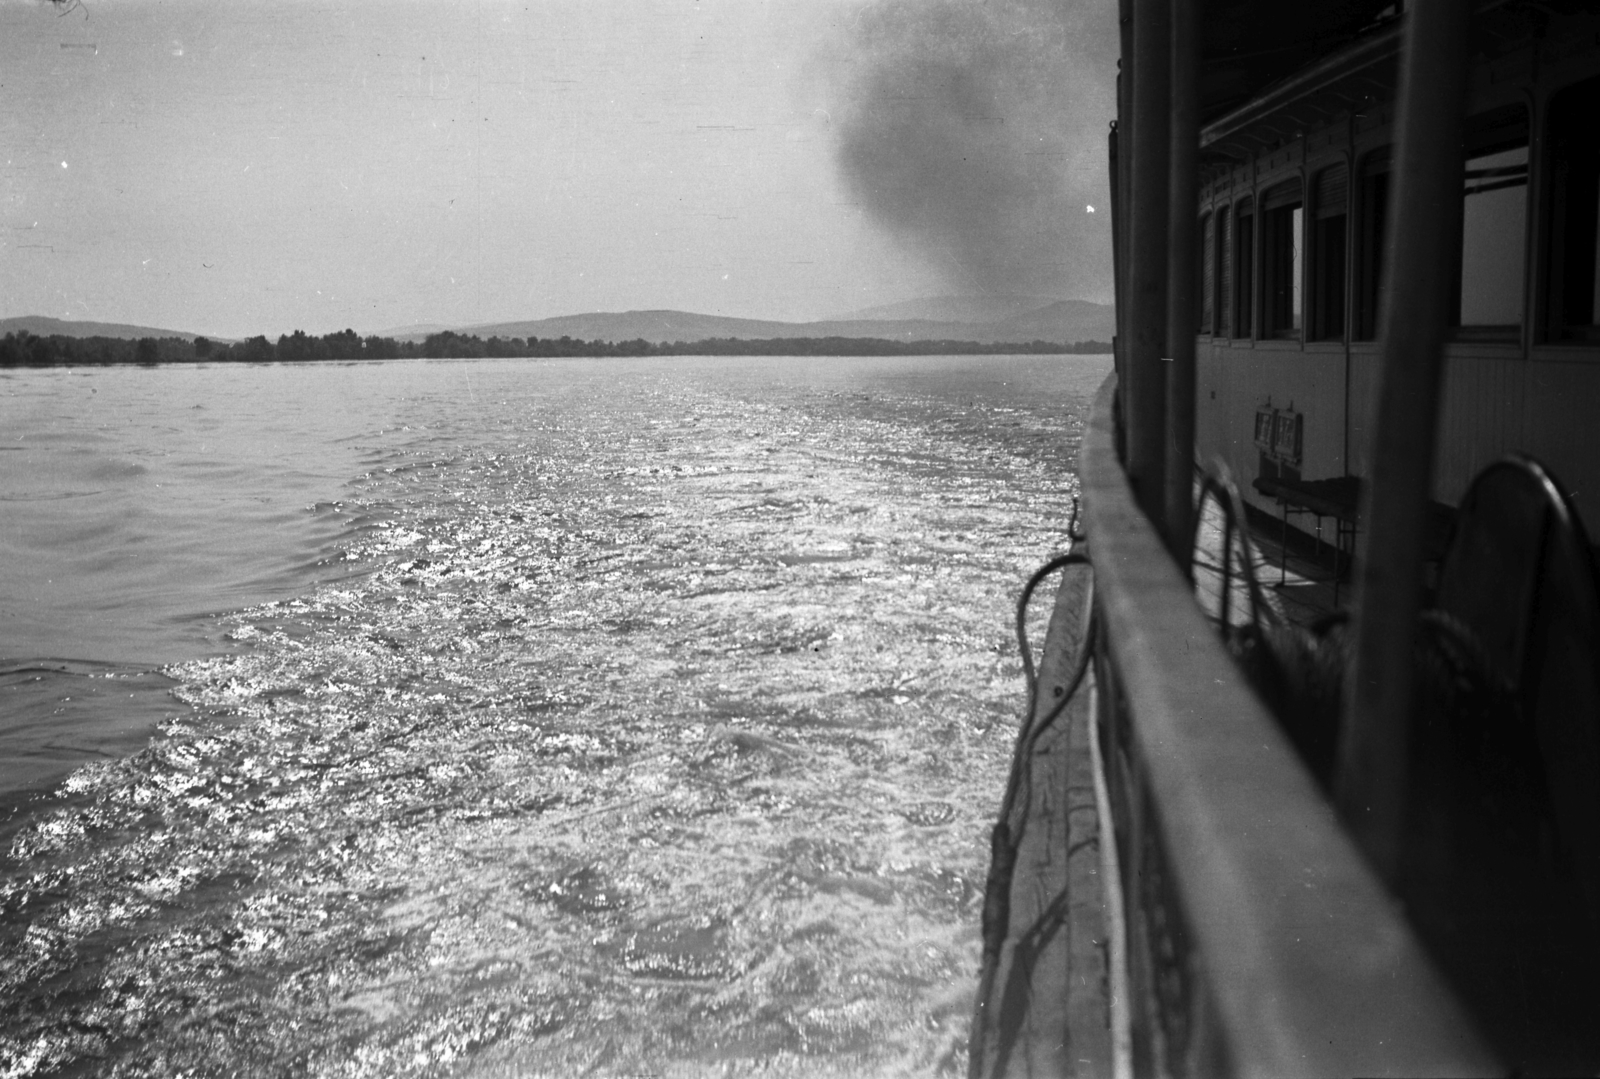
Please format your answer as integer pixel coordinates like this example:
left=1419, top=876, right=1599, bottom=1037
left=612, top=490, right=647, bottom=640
left=0, top=353, right=1107, bottom=1078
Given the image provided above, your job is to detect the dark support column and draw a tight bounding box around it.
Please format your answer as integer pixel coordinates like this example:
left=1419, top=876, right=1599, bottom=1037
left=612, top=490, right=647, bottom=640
left=1336, top=0, right=1474, bottom=879
left=1109, top=117, right=1123, bottom=435
left=1114, top=0, right=1133, bottom=461
left=1163, top=0, right=1200, bottom=561
left=1126, top=0, right=1171, bottom=524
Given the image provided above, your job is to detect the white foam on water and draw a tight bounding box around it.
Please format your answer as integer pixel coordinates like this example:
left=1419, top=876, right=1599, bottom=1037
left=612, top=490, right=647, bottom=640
left=0, top=353, right=1107, bottom=1077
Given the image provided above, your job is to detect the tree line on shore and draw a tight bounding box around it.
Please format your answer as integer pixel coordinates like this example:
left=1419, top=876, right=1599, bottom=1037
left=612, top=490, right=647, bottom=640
left=0, top=328, right=1111, bottom=368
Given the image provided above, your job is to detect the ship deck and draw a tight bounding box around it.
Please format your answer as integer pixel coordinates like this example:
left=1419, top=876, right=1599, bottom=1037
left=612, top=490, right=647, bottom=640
left=969, top=504, right=1356, bottom=1077
left=968, top=556, right=1113, bottom=1079
left=1235, top=504, right=1351, bottom=626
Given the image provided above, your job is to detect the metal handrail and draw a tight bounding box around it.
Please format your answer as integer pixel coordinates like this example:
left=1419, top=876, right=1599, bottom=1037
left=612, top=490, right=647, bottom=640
left=1080, top=372, right=1497, bottom=1076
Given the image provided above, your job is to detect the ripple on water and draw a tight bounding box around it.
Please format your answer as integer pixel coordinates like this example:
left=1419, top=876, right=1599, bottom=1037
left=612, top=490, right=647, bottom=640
left=0, top=368, right=1095, bottom=1078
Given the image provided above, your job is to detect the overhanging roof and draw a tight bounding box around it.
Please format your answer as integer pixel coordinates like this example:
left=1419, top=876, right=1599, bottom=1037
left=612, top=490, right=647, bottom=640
left=1197, top=0, right=1400, bottom=127
left=1200, top=20, right=1401, bottom=160
left=1192, top=0, right=1571, bottom=162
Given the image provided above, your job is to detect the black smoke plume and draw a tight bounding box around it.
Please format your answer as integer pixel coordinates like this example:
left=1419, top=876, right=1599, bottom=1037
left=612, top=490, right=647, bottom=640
left=829, top=0, right=1116, bottom=301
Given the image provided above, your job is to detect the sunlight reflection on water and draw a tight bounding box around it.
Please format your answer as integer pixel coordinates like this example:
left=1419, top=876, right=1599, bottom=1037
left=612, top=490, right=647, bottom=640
left=0, top=353, right=1107, bottom=1077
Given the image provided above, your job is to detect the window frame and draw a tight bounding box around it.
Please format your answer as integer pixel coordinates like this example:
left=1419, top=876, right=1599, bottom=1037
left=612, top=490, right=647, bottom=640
left=1260, top=180, right=1305, bottom=340
left=1354, top=148, right=1392, bottom=342
left=1309, top=164, right=1349, bottom=343
left=1235, top=197, right=1255, bottom=340
left=1452, top=103, right=1530, bottom=340
left=1216, top=204, right=1233, bottom=337
left=1543, top=75, right=1600, bottom=342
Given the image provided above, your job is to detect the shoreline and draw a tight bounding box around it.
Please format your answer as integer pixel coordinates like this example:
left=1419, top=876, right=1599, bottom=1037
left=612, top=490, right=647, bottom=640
left=1, top=328, right=1112, bottom=369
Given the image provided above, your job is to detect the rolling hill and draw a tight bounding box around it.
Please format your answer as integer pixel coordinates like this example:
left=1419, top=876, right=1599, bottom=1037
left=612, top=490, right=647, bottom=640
left=0, top=315, right=214, bottom=342
left=438, top=299, right=1114, bottom=347
left=5, top=297, right=1116, bottom=351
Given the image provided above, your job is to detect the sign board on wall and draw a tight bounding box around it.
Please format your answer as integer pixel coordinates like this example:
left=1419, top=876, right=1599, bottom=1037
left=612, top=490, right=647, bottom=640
left=1254, top=403, right=1303, bottom=470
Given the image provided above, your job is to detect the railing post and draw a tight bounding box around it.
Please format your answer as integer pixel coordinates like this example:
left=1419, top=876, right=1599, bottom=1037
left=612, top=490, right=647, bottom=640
left=1164, top=0, right=1200, bottom=561
left=1125, top=0, right=1170, bottom=525
left=1336, top=0, right=1474, bottom=878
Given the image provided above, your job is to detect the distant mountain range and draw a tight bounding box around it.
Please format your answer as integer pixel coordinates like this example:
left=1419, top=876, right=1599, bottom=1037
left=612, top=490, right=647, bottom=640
left=405, top=298, right=1114, bottom=347
left=2, top=297, right=1115, bottom=349
left=0, top=315, right=214, bottom=342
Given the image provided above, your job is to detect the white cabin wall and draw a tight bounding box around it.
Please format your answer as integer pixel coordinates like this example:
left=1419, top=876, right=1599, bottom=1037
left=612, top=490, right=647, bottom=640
left=1197, top=30, right=1600, bottom=534
left=1433, top=348, right=1526, bottom=507
left=1195, top=339, right=1235, bottom=471
left=1344, top=345, right=1600, bottom=528
left=1346, top=346, right=1377, bottom=485
left=1519, top=349, right=1600, bottom=528
left=1196, top=339, right=1347, bottom=517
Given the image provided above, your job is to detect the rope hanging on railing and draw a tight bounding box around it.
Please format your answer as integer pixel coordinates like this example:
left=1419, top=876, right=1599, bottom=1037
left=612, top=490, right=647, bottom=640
left=969, top=541, right=1097, bottom=1079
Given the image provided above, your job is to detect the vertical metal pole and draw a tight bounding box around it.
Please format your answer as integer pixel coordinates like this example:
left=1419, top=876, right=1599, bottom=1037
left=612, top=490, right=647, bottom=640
left=1115, top=0, right=1134, bottom=460
left=1126, top=0, right=1171, bottom=526
left=1336, top=0, right=1474, bottom=879
left=1109, top=116, right=1124, bottom=413
left=1343, top=116, right=1356, bottom=478
left=1164, top=0, right=1200, bottom=562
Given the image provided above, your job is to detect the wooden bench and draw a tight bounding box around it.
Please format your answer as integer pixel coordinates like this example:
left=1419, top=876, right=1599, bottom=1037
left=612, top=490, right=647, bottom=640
left=1251, top=475, right=1455, bottom=605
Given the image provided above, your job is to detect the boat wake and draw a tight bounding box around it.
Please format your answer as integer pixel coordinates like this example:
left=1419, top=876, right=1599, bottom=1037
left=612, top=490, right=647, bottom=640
left=0, top=369, right=1089, bottom=1077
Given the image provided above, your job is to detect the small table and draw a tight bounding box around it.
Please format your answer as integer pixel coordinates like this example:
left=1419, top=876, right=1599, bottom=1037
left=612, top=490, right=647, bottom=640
left=1252, top=475, right=1361, bottom=603
left=1251, top=475, right=1456, bottom=606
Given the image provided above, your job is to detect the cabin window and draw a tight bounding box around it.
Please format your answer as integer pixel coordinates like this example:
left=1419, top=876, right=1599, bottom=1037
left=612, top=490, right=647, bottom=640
left=1545, top=75, right=1600, bottom=340
left=1261, top=181, right=1303, bottom=338
left=1235, top=198, right=1254, bottom=338
left=1217, top=206, right=1233, bottom=336
left=1355, top=149, right=1391, bottom=340
left=1457, top=106, right=1529, bottom=333
left=1201, top=212, right=1215, bottom=333
left=1310, top=165, right=1348, bottom=341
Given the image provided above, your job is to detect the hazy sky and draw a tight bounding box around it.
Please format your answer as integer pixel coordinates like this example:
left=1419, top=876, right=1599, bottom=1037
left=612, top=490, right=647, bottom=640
left=1, top=0, right=1115, bottom=338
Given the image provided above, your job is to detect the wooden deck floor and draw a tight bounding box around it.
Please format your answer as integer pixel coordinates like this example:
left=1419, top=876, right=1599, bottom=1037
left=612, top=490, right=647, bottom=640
left=1190, top=497, right=1350, bottom=631
left=1246, top=508, right=1353, bottom=627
